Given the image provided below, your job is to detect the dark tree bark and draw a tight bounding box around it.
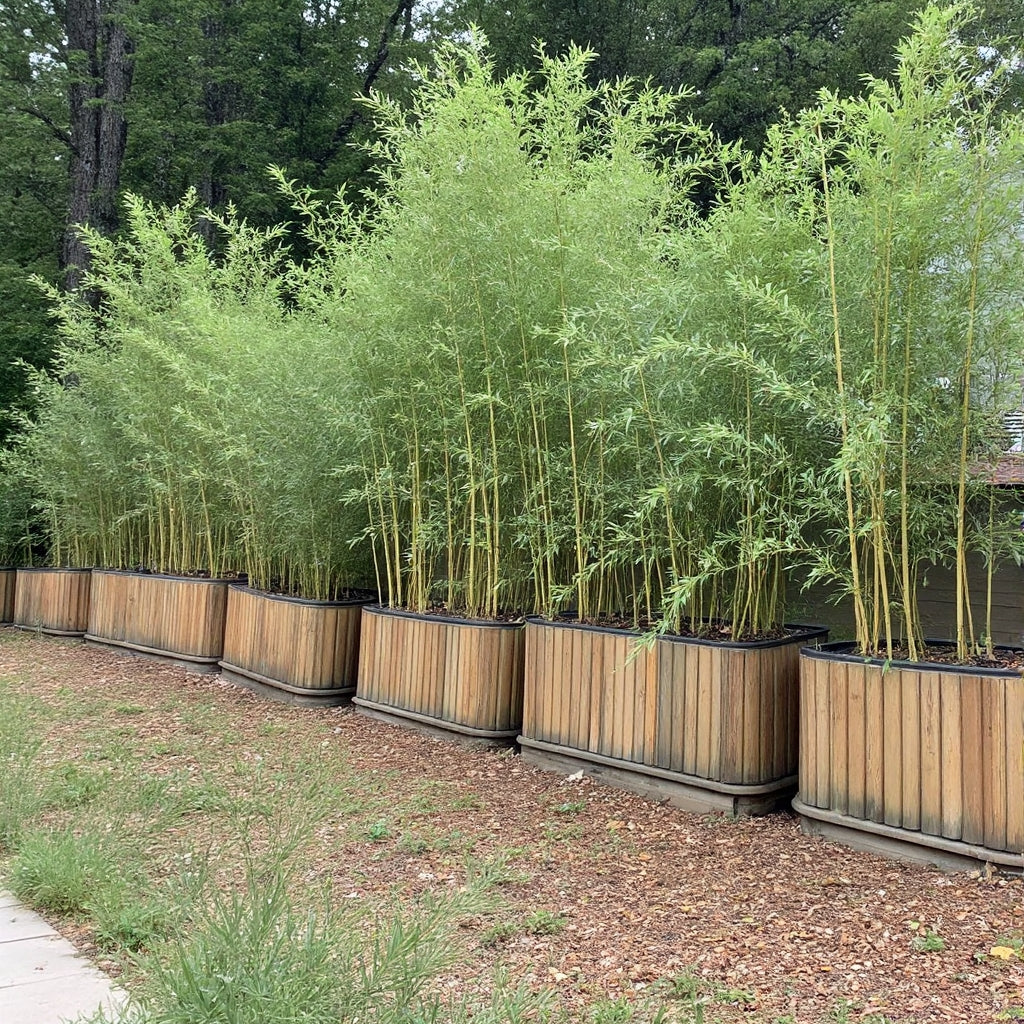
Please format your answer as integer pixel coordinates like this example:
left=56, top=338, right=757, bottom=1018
left=62, top=0, right=135, bottom=291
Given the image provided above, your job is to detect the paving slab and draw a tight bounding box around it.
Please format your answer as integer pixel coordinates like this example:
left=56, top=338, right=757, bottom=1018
left=0, top=904, right=60, bottom=943
left=0, top=892, right=126, bottom=1023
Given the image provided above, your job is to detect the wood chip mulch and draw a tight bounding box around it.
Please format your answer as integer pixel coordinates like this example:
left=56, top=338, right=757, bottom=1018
left=1, top=630, right=1022, bottom=1024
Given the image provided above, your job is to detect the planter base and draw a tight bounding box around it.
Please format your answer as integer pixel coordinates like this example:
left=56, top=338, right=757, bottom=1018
left=85, top=636, right=221, bottom=674
left=353, top=696, right=519, bottom=749
left=14, top=624, right=86, bottom=638
left=519, top=736, right=795, bottom=816
left=220, top=663, right=356, bottom=707
left=793, top=798, right=1022, bottom=874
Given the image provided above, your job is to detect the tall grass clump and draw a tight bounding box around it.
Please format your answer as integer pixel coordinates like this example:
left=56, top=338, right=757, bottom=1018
left=112, top=861, right=542, bottom=1024
left=7, top=194, right=372, bottom=596
left=304, top=37, right=691, bottom=618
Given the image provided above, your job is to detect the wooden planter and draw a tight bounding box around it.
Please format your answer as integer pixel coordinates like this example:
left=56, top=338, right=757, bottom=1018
left=354, top=606, right=525, bottom=743
left=85, top=569, right=229, bottom=671
left=219, top=585, right=369, bottom=706
left=0, top=568, right=15, bottom=624
left=520, top=618, right=828, bottom=815
left=795, top=643, right=1024, bottom=870
left=13, top=568, right=92, bottom=636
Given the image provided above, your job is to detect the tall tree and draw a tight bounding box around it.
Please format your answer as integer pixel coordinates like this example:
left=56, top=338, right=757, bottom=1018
left=63, top=0, right=136, bottom=288
left=437, top=1, right=928, bottom=147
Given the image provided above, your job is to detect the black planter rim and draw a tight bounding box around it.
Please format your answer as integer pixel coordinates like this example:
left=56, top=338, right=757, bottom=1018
left=364, top=603, right=525, bottom=630
left=16, top=565, right=93, bottom=574
left=526, top=615, right=828, bottom=650
left=229, top=583, right=375, bottom=608
left=91, top=567, right=234, bottom=585
left=801, top=639, right=1024, bottom=678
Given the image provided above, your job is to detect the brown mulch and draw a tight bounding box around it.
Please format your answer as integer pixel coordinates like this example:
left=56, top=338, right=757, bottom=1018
left=1, top=630, right=1022, bottom=1024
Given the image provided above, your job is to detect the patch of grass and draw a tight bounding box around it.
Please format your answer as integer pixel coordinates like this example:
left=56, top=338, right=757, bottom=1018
left=397, top=831, right=429, bottom=854
left=89, top=884, right=170, bottom=953
left=9, top=828, right=116, bottom=915
left=112, top=855, right=527, bottom=1024
left=524, top=908, right=566, bottom=935
left=45, top=762, right=109, bottom=808
left=0, top=689, right=46, bottom=850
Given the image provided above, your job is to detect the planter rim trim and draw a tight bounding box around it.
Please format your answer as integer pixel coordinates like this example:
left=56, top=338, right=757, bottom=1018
left=793, top=797, right=1022, bottom=868
left=518, top=736, right=797, bottom=796
left=91, top=568, right=233, bottom=585
left=15, top=566, right=92, bottom=574
left=801, top=639, right=1024, bottom=678
left=228, top=583, right=374, bottom=608
left=363, top=604, right=525, bottom=630
left=353, top=696, right=520, bottom=738
left=525, top=615, right=828, bottom=649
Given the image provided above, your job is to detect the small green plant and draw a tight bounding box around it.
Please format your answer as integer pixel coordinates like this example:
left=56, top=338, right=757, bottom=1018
left=911, top=928, right=946, bottom=953
left=523, top=908, right=566, bottom=936
left=366, top=820, right=391, bottom=842
left=554, top=800, right=586, bottom=815
left=479, top=919, right=521, bottom=947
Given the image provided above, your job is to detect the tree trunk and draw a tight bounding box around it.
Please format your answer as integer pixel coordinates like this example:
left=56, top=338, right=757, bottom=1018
left=62, top=0, right=135, bottom=291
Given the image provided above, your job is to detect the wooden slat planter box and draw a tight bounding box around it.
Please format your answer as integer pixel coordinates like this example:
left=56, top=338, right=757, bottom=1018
left=0, top=568, right=15, bottom=624
left=85, top=569, right=229, bottom=671
left=219, top=585, right=369, bottom=706
left=353, top=606, right=525, bottom=743
left=795, top=643, right=1024, bottom=870
left=519, top=618, right=828, bottom=815
left=14, top=568, right=92, bottom=636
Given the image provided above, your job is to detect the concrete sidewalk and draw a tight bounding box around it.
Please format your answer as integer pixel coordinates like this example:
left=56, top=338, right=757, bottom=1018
left=0, top=891, right=125, bottom=1023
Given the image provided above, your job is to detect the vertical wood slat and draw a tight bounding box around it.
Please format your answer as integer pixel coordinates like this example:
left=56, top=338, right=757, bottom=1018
left=355, top=607, right=525, bottom=733
left=829, top=659, right=849, bottom=817
left=960, top=674, right=985, bottom=846
left=1006, top=677, right=1024, bottom=852
left=221, top=586, right=366, bottom=692
left=798, top=653, right=817, bottom=808
left=983, top=677, right=1007, bottom=853
left=0, top=569, right=16, bottom=623
left=900, top=670, right=921, bottom=831
left=14, top=568, right=92, bottom=635
left=799, top=647, right=1024, bottom=857
left=919, top=670, right=942, bottom=837
left=940, top=675, right=963, bottom=841
left=882, top=668, right=904, bottom=828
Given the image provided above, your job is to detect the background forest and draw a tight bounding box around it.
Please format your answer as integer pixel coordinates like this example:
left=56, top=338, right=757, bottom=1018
left=3, top=0, right=1022, bottom=442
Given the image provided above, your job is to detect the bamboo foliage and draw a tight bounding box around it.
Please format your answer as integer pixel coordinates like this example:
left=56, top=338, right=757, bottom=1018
left=1, top=5, right=1021, bottom=656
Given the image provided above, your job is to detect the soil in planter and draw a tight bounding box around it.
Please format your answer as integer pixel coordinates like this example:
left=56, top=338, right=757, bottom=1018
left=122, top=566, right=248, bottom=581
left=549, top=612, right=801, bottom=644
left=858, top=643, right=1024, bottom=672
left=384, top=604, right=526, bottom=624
